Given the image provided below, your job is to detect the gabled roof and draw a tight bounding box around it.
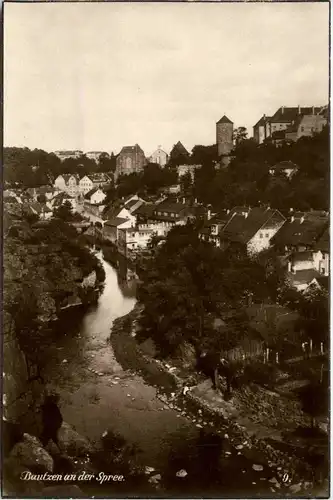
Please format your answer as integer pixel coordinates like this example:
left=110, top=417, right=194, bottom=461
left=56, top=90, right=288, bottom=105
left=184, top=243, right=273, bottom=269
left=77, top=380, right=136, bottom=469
left=104, top=217, right=129, bottom=227
left=217, top=115, right=233, bottom=124
left=155, top=200, right=189, bottom=214
left=220, top=207, right=285, bottom=244
left=291, top=251, right=314, bottom=263
left=170, top=141, right=189, bottom=157
left=311, top=275, right=329, bottom=291
left=119, top=144, right=145, bottom=156
left=84, top=187, right=103, bottom=199
left=132, top=203, right=156, bottom=217
left=272, top=213, right=328, bottom=248
left=270, top=106, right=323, bottom=124
left=314, top=227, right=329, bottom=253
left=253, top=115, right=271, bottom=128
left=287, top=269, right=321, bottom=287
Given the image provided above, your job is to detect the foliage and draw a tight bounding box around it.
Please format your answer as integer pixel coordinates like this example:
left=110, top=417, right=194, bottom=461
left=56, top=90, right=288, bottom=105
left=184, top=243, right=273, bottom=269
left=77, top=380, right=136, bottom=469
left=53, top=200, right=73, bottom=221
left=298, top=381, right=329, bottom=428
left=137, top=224, right=286, bottom=358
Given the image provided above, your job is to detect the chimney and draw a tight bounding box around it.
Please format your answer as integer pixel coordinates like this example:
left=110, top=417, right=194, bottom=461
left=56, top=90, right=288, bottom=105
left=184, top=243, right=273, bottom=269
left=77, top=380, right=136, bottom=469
left=194, top=198, right=198, bottom=204
left=263, top=113, right=266, bottom=119
left=281, top=106, right=285, bottom=115
left=298, top=105, right=301, bottom=115
left=287, top=261, right=292, bottom=273
left=244, top=211, right=249, bottom=219
left=290, top=216, right=295, bottom=223
left=312, top=106, right=315, bottom=115
left=300, top=216, right=304, bottom=224
left=289, top=208, right=294, bottom=213
left=227, top=209, right=230, bottom=215
left=207, top=209, right=211, bottom=220
left=182, top=197, right=186, bottom=204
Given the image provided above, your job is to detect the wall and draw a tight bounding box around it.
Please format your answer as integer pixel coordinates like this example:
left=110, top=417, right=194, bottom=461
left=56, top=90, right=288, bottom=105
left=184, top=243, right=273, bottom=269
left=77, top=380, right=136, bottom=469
left=216, top=123, right=233, bottom=157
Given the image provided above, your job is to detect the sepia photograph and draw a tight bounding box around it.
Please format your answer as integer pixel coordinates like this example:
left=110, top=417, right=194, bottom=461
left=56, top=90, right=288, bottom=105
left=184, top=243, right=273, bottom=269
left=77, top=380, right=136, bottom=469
left=2, top=1, right=330, bottom=498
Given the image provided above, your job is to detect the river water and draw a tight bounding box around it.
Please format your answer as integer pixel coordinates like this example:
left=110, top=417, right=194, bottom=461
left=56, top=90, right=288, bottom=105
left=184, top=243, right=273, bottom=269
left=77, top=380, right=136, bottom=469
left=42, top=252, right=281, bottom=497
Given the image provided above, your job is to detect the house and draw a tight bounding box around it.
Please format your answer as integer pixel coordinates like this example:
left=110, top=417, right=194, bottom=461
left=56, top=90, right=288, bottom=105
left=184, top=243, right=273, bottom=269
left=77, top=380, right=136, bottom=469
left=123, top=195, right=145, bottom=214
left=272, top=212, right=329, bottom=254
left=79, top=173, right=112, bottom=195
left=308, top=275, right=329, bottom=292
left=285, top=113, right=327, bottom=142
left=53, top=150, right=83, bottom=161
left=313, top=227, right=329, bottom=276
left=26, top=186, right=59, bottom=201
left=85, top=151, right=107, bottom=162
left=162, top=184, right=181, bottom=195
left=115, top=144, right=146, bottom=180
left=169, top=141, right=190, bottom=164
left=103, top=217, right=134, bottom=244
left=253, top=115, right=271, bottom=144
left=269, top=161, right=299, bottom=179
left=54, top=174, right=80, bottom=197
left=52, top=192, right=77, bottom=211
left=253, top=105, right=327, bottom=144
left=199, top=210, right=231, bottom=246
left=84, top=188, right=107, bottom=205
left=149, top=146, right=168, bottom=167
left=219, top=207, right=286, bottom=255
left=21, top=202, right=53, bottom=220
left=118, top=227, right=155, bottom=256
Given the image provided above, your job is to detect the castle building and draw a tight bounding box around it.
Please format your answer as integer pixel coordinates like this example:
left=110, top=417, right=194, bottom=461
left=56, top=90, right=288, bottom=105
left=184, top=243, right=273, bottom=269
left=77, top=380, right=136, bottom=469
left=216, top=115, right=234, bottom=164
left=149, top=146, right=168, bottom=167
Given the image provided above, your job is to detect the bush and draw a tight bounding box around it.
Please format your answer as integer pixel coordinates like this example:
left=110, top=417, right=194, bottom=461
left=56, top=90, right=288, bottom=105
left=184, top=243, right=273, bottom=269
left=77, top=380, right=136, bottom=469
left=242, top=362, right=278, bottom=387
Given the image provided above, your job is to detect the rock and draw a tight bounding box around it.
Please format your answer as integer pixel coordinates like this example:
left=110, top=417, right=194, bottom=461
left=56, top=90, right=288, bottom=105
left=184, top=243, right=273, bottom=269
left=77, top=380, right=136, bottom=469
left=148, top=473, right=162, bottom=484
left=171, top=393, right=175, bottom=398
left=41, top=485, right=84, bottom=497
left=236, top=445, right=243, bottom=450
left=252, top=464, right=264, bottom=472
left=58, top=423, right=93, bottom=457
left=144, top=466, right=155, bottom=474
left=102, top=431, right=108, bottom=438
left=62, top=359, right=68, bottom=363
left=176, top=469, right=188, bottom=478
left=289, top=483, right=302, bottom=494
left=224, top=433, right=229, bottom=439
left=10, top=434, right=53, bottom=473
left=196, top=424, right=203, bottom=429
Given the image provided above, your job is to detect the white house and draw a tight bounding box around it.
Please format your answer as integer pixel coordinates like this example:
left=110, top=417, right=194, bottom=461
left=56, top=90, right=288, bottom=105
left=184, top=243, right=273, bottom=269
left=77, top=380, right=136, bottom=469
left=79, top=173, right=112, bottom=195
left=149, top=146, right=168, bottom=167
left=118, top=227, right=155, bottom=255
left=54, top=174, right=80, bottom=197
left=219, top=207, right=286, bottom=255
left=84, top=188, right=107, bottom=205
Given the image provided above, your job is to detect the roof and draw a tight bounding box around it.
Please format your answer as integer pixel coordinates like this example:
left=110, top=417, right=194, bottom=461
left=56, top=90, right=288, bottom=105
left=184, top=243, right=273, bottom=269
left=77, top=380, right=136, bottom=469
left=272, top=214, right=328, bottom=248
left=104, top=217, right=129, bottom=227
left=61, top=173, right=80, bottom=184
left=155, top=200, right=189, bottom=214
left=119, top=144, right=145, bottom=156
left=253, top=115, right=271, bottom=128
left=220, top=207, right=285, bottom=244
left=88, top=172, right=112, bottom=183
left=170, top=141, right=189, bottom=157
left=125, top=199, right=140, bottom=210
left=132, top=203, right=156, bottom=217
left=84, top=187, right=101, bottom=199
left=287, top=269, right=321, bottom=287
left=270, top=106, right=323, bottom=124
left=314, top=227, right=329, bottom=253
left=216, top=115, right=233, bottom=124
left=291, top=251, right=314, bottom=263
left=311, top=275, right=329, bottom=291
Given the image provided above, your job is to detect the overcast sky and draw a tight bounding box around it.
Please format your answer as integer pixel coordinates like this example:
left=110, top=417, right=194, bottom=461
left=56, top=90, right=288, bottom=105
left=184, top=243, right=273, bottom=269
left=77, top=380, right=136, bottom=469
left=4, top=2, right=329, bottom=156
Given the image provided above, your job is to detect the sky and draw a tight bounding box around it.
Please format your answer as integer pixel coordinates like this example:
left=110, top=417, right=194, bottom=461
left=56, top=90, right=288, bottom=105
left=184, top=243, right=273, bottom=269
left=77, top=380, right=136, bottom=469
left=4, top=2, right=329, bottom=156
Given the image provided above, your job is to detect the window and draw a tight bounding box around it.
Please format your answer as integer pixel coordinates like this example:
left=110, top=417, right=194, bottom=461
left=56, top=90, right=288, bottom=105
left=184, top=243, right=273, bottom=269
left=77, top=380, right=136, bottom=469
left=265, top=233, right=269, bottom=238
left=300, top=126, right=304, bottom=132
left=259, top=233, right=263, bottom=239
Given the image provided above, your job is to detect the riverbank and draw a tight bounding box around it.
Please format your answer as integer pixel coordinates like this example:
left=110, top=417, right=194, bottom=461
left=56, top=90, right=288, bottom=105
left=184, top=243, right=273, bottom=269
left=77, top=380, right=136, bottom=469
left=110, top=304, right=329, bottom=497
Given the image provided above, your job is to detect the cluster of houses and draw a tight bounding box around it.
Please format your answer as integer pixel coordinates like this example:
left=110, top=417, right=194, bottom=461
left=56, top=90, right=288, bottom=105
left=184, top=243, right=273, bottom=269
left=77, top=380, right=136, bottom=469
left=201, top=206, right=329, bottom=292
left=253, top=105, right=328, bottom=145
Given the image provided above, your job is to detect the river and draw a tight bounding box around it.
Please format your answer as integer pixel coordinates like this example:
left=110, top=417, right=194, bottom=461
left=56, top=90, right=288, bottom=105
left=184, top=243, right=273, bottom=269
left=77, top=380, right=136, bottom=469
left=42, top=252, right=281, bottom=497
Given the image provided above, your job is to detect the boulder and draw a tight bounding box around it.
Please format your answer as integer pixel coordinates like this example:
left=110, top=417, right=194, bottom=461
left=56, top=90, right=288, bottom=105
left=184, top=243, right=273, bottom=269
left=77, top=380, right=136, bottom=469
left=252, top=464, right=264, bottom=472
left=3, top=459, right=44, bottom=496
left=10, top=433, right=53, bottom=473
left=57, top=422, right=93, bottom=457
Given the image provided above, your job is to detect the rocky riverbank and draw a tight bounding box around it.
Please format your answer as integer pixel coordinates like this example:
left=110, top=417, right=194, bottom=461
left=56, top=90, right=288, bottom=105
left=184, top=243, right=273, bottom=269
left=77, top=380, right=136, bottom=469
left=110, top=304, right=329, bottom=498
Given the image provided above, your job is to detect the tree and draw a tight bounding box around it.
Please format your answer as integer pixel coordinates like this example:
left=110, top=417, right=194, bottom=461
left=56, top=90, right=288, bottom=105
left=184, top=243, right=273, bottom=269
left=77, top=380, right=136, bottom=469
left=298, top=381, right=329, bottom=429
left=180, top=172, right=192, bottom=194
left=233, top=127, right=248, bottom=146
left=53, top=201, right=73, bottom=221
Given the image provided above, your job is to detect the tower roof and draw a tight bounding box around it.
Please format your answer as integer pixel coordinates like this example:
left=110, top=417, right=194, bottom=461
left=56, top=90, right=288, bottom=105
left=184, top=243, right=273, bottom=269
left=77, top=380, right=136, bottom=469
left=217, top=115, right=233, bottom=124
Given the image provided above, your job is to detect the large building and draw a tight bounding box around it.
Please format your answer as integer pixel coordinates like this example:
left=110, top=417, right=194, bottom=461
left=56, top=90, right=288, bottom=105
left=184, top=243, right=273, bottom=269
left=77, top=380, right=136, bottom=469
left=216, top=115, right=234, bottom=164
left=115, top=144, right=146, bottom=180
left=149, top=146, right=168, bottom=167
left=53, top=150, right=83, bottom=161
left=253, top=105, right=328, bottom=144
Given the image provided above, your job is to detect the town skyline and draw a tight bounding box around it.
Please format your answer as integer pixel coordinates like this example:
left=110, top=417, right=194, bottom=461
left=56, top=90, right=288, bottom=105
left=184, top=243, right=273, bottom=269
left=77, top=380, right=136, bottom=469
left=4, top=2, right=329, bottom=154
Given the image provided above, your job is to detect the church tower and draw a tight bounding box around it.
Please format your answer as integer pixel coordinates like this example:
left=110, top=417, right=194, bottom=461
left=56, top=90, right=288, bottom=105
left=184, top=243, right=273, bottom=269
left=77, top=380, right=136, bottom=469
left=216, top=115, right=234, bottom=158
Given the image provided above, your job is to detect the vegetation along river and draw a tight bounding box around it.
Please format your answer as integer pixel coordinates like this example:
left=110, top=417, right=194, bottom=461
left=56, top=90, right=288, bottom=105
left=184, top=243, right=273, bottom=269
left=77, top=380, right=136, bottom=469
left=42, top=251, right=285, bottom=497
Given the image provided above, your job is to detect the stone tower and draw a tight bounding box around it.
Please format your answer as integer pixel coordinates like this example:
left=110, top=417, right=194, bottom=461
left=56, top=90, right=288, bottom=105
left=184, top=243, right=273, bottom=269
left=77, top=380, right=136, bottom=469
left=216, top=115, right=234, bottom=158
